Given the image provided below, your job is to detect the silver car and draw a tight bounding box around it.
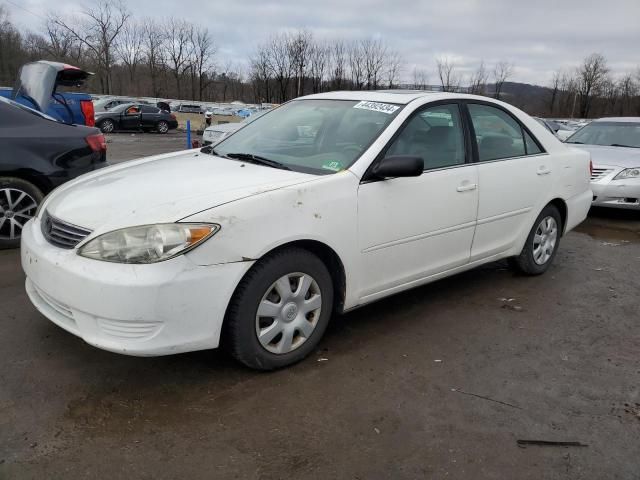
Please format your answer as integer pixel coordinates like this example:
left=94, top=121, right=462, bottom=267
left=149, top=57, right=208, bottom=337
left=202, top=110, right=270, bottom=145
left=566, top=117, right=640, bottom=210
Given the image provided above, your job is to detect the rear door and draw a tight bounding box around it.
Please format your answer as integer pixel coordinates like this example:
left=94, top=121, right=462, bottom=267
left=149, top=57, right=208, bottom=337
left=140, top=105, right=161, bottom=128
left=465, top=102, right=553, bottom=260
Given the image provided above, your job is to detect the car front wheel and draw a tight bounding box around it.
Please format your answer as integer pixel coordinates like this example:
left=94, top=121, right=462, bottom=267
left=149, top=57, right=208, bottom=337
left=224, top=247, right=334, bottom=370
left=510, top=204, right=562, bottom=275
left=0, top=177, right=43, bottom=249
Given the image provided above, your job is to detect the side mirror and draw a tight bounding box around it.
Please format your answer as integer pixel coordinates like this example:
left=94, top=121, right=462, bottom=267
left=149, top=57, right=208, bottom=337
left=372, top=155, right=424, bottom=179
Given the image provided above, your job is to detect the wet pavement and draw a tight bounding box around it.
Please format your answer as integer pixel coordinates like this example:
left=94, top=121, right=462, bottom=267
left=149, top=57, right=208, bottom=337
left=1, top=137, right=639, bottom=479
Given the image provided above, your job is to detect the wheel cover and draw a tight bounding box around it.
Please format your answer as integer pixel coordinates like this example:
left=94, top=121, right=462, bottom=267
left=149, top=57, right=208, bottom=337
left=0, top=188, right=38, bottom=241
left=255, top=272, right=322, bottom=354
left=158, top=122, right=168, bottom=133
left=102, top=120, right=114, bottom=133
left=532, top=216, right=558, bottom=265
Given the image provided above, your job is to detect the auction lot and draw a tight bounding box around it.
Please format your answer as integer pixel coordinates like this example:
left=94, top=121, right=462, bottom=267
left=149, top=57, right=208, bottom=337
left=1, top=133, right=640, bottom=479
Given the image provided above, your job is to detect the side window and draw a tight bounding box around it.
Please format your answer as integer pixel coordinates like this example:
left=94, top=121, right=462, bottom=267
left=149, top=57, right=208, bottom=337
left=385, top=104, right=465, bottom=170
left=524, top=131, right=542, bottom=154
left=468, top=104, right=526, bottom=161
left=141, top=105, right=159, bottom=114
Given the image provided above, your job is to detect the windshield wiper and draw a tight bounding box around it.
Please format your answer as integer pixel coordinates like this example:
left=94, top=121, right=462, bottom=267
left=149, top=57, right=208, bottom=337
left=565, top=141, right=583, bottom=144
left=609, top=143, right=639, bottom=148
left=226, top=152, right=291, bottom=170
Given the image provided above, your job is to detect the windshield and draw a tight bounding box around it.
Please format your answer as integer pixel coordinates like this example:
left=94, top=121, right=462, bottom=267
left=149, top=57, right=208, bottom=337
left=567, top=121, right=640, bottom=148
left=211, top=99, right=403, bottom=174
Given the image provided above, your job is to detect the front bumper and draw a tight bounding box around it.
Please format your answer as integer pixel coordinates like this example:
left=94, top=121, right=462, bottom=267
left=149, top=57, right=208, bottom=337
left=591, top=171, right=640, bottom=210
left=21, top=218, right=252, bottom=356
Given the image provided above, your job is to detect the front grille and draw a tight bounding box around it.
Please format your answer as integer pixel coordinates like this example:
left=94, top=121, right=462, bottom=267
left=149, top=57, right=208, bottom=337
left=591, top=167, right=614, bottom=181
left=41, top=211, right=92, bottom=249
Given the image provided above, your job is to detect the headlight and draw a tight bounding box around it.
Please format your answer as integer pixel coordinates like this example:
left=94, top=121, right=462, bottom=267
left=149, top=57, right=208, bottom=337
left=614, top=168, right=640, bottom=180
left=78, top=223, right=220, bottom=264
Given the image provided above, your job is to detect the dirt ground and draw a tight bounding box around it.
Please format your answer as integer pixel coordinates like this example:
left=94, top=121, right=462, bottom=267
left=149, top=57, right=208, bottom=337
left=1, top=134, right=639, bottom=479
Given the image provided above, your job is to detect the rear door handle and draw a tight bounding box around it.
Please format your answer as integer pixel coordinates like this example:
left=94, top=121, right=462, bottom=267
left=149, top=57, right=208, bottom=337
left=537, top=167, right=552, bottom=175
left=456, top=183, right=478, bottom=192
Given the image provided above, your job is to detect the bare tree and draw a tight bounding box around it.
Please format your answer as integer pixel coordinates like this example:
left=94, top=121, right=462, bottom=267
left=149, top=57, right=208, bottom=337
left=347, top=40, right=365, bottom=89
left=115, top=20, right=144, bottom=85
left=412, top=67, right=428, bottom=90
left=493, top=61, right=513, bottom=99
left=385, top=50, right=403, bottom=88
left=288, top=30, right=312, bottom=97
left=165, top=19, right=194, bottom=99
left=576, top=53, right=609, bottom=117
left=51, top=2, right=130, bottom=94
left=436, top=56, right=460, bottom=92
left=190, top=26, right=216, bottom=101
left=250, top=44, right=272, bottom=103
left=142, top=20, right=165, bottom=98
left=617, top=73, right=638, bottom=115
left=547, top=70, right=562, bottom=114
left=309, top=41, right=329, bottom=93
left=361, top=38, right=387, bottom=89
left=267, top=33, right=293, bottom=102
left=329, top=39, right=346, bottom=89
left=468, top=60, right=488, bottom=95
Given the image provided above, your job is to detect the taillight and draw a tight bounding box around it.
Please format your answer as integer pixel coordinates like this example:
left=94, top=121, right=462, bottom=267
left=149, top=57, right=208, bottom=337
left=80, top=100, right=95, bottom=127
left=86, top=133, right=107, bottom=152
left=589, top=159, right=593, bottom=177
left=170, top=113, right=177, bottom=120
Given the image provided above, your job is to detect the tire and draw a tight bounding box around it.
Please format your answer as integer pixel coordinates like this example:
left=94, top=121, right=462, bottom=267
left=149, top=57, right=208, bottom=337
left=156, top=121, right=169, bottom=134
left=509, top=204, right=562, bottom=275
left=0, top=177, right=44, bottom=249
left=98, top=119, right=115, bottom=134
left=224, top=247, right=334, bottom=370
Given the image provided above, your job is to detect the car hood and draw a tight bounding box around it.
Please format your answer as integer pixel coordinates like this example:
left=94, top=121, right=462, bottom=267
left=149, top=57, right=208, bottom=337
left=206, top=123, right=241, bottom=133
left=572, top=144, right=640, bottom=168
left=44, top=149, right=316, bottom=233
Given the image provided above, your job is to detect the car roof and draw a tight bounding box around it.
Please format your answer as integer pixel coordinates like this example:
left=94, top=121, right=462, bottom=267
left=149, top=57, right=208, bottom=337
left=298, top=90, right=491, bottom=105
left=592, top=117, right=640, bottom=123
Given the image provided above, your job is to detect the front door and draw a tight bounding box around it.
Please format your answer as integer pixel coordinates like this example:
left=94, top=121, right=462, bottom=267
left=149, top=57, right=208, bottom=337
left=120, top=105, right=142, bottom=130
left=357, top=103, right=479, bottom=302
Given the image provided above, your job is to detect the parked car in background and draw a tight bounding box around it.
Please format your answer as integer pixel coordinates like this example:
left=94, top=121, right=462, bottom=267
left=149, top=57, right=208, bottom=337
left=566, top=117, right=640, bottom=209
left=0, top=60, right=95, bottom=127
left=94, top=97, right=149, bottom=112
left=0, top=96, right=106, bottom=248
left=175, top=104, right=203, bottom=114
left=534, top=117, right=575, bottom=140
left=95, top=103, right=178, bottom=134
left=202, top=110, right=269, bottom=145
left=21, top=91, right=592, bottom=370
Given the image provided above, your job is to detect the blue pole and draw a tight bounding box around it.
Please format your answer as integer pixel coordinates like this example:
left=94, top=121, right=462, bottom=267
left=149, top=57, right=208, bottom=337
left=186, top=120, right=191, bottom=148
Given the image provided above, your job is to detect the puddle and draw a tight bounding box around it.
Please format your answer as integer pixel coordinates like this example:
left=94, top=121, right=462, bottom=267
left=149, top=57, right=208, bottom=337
left=574, top=223, right=640, bottom=243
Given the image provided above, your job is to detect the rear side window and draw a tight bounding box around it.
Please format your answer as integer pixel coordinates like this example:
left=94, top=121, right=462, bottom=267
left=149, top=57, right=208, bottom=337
left=468, top=104, right=542, bottom=161
left=141, top=105, right=160, bottom=113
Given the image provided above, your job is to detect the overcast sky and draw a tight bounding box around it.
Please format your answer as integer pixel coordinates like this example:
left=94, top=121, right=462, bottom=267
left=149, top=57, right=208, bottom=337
left=4, top=0, right=640, bottom=85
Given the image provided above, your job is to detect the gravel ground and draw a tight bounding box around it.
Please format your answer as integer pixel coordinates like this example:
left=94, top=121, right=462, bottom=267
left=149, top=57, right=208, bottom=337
left=1, top=132, right=639, bottom=479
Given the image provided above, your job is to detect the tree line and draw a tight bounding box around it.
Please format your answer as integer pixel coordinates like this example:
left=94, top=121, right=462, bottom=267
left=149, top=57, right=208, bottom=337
left=1, top=3, right=639, bottom=118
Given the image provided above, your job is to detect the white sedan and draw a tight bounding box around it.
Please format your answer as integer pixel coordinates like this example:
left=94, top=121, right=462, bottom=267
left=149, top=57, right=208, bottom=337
left=21, top=91, right=592, bottom=370
left=565, top=117, right=640, bottom=209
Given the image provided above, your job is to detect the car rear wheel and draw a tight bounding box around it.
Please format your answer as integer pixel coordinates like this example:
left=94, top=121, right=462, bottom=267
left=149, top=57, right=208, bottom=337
left=509, top=204, right=561, bottom=275
left=157, top=121, right=169, bottom=134
left=98, top=119, right=115, bottom=134
left=0, top=177, right=44, bottom=249
left=224, top=247, right=334, bottom=370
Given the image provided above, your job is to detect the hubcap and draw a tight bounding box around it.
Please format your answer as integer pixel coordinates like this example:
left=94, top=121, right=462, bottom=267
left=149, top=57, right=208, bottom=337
left=532, top=216, right=558, bottom=265
left=255, top=272, right=322, bottom=354
left=159, top=123, right=168, bottom=133
left=103, top=121, right=114, bottom=133
left=0, top=188, right=38, bottom=241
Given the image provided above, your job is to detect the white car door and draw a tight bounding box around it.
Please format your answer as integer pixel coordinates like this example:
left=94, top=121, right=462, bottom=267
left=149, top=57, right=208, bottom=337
left=357, top=103, right=479, bottom=301
left=466, top=102, right=554, bottom=260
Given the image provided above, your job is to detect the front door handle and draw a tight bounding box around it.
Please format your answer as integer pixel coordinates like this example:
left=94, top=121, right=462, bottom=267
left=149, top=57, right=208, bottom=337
left=456, top=183, right=478, bottom=192
left=537, top=166, right=552, bottom=175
